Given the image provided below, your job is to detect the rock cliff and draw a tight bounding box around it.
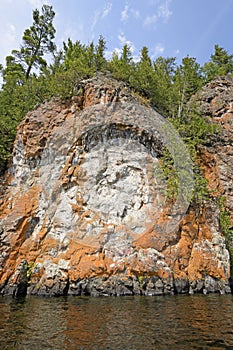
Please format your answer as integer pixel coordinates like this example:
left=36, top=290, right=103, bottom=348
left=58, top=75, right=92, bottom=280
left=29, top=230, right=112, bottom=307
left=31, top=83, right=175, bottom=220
left=0, top=74, right=232, bottom=296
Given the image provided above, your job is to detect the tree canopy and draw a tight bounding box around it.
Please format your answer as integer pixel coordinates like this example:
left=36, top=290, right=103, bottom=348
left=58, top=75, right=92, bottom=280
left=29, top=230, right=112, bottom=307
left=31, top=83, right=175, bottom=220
left=0, top=5, right=231, bottom=176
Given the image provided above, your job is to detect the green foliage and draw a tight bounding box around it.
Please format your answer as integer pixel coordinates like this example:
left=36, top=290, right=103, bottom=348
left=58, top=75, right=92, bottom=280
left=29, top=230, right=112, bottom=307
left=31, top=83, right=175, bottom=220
left=157, top=150, right=211, bottom=206
left=173, top=56, right=203, bottom=118
left=109, top=44, right=134, bottom=83
left=219, top=196, right=233, bottom=276
left=161, top=101, right=220, bottom=205
left=152, top=56, right=177, bottom=116
left=26, top=261, right=37, bottom=280
left=131, top=47, right=154, bottom=97
left=202, top=44, right=233, bottom=82
left=62, top=35, right=107, bottom=77
left=157, top=150, right=179, bottom=201
left=220, top=197, right=232, bottom=237
left=138, top=275, right=149, bottom=290
left=95, top=35, right=107, bottom=71
left=193, top=169, right=211, bottom=203
left=63, top=38, right=95, bottom=76
left=0, top=5, right=56, bottom=172
left=169, top=103, right=220, bottom=155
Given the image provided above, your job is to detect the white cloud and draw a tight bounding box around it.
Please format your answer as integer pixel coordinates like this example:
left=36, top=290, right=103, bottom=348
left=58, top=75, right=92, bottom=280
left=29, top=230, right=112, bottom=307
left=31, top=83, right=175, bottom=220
left=91, top=11, right=99, bottom=33
left=104, top=50, right=115, bottom=60
left=118, top=32, right=135, bottom=53
left=144, top=0, right=172, bottom=27
left=158, top=0, right=172, bottom=21
left=121, top=4, right=129, bottom=22
left=152, top=43, right=165, bottom=58
left=102, top=2, right=112, bottom=18
left=144, top=14, right=158, bottom=26
left=91, top=2, right=112, bottom=33
left=108, top=32, right=137, bottom=61
left=131, top=9, right=140, bottom=19
left=121, top=4, right=140, bottom=22
left=115, top=32, right=141, bottom=62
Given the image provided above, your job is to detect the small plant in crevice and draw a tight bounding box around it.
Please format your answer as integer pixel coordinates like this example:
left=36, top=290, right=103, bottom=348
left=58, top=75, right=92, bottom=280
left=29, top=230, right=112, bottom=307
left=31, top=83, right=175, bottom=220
left=26, top=261, right=37, bottom=282
left=138, top=275, right=149, bottom=290
left=156, top=151, right=211, bottom=208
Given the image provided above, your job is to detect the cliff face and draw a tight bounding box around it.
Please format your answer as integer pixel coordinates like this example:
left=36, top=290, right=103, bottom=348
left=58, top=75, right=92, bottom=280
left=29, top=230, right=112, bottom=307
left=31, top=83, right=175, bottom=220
left=0, top=74, right=232, bottom=296
left=197, top=77, right=233, bottom=220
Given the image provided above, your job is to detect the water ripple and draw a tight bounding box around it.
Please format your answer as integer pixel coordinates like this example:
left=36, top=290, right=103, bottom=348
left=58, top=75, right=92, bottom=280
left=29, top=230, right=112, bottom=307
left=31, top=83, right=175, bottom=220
left=0, top=294, right=233, bottom=349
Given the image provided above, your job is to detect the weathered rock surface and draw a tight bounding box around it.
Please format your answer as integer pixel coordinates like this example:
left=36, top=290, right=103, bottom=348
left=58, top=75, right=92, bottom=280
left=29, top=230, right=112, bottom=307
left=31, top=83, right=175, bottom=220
left=0, top=74, right=232, bottom=296
left=197, top=76, right=233, bottom=219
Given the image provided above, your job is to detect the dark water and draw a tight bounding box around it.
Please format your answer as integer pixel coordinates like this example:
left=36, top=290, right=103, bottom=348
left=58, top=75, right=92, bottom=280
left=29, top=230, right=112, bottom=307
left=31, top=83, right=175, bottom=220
left=0, top=294, right=233, bottom=350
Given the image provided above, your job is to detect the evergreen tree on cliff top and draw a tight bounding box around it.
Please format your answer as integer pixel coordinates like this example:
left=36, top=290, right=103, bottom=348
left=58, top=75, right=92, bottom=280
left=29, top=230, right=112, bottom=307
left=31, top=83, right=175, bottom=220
left=202, top=44, right=233, bottom=82
left=2, top=5, right=56, bottom=83
left=0, top=5, right=56, bottom=174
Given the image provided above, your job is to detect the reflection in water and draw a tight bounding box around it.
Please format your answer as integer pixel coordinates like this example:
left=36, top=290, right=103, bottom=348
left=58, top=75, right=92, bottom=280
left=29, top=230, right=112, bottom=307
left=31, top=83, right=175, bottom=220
left=0, top=294, right=233, bottom=349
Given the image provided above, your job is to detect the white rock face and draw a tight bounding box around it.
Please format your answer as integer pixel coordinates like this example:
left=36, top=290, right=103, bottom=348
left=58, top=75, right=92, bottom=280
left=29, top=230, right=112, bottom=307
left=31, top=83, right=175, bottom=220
left=80, top=138, right=165, bottom=234
left=39, top=134, right=167, bottom=249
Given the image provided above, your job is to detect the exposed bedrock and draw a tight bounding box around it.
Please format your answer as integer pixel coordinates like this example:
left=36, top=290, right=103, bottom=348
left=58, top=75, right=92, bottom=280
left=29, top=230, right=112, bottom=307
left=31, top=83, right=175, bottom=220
left=0, top=74, right=232, bottom=296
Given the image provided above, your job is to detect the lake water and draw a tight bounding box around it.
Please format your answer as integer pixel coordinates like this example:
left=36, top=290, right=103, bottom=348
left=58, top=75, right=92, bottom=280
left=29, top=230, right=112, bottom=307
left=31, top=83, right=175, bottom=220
left=0, top=294, right=233, bottom=350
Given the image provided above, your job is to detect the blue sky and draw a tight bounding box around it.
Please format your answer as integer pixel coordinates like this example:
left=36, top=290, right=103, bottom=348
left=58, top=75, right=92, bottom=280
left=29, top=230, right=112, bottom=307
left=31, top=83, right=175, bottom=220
left=0, top=0, right=233, bottom=67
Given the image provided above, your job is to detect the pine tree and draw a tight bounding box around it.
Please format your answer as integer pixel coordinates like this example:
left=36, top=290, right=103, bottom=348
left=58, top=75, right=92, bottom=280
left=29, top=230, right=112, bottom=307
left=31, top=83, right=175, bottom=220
left=130, top=46, right=154, bottom=97
left=202, top=44, right=233, bottom=82
left=173, top=56, right=203, bottom=117
left=95, top=35, right=106, bottom=71
left=109, top=44, right=134, bottom=82
left=3, top=5, right=56, bottom=82
left=152, top=56, right=176, bottom=115
left=0, top=5, right=56, bottom=173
